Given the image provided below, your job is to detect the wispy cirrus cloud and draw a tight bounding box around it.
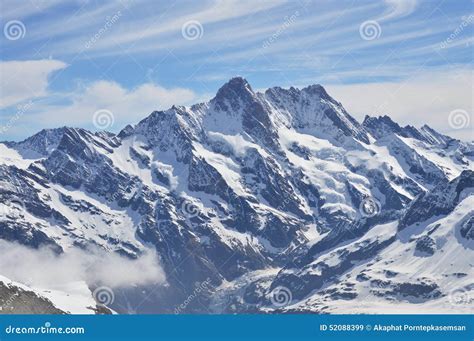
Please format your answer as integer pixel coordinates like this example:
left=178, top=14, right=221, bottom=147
left=378, top=0, right=418, bottom=21
left=0, top=0, right=472, bottom=141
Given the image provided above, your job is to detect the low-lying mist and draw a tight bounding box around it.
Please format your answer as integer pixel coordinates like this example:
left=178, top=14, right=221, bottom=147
left=0, top=240, right=166, bottom=289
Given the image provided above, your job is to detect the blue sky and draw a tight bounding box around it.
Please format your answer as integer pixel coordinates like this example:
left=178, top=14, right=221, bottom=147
left=0, top=0, right=472, bottom=141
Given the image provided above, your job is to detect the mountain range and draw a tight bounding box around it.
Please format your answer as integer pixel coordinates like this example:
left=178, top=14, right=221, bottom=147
left=0, top=77, right=472, bottom=314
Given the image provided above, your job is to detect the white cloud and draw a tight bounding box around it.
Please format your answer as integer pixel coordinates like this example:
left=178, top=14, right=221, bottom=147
left=32, top=80, right=198, bottom=131
left=0, top=59, right=67, bottom=109
left=326, top=68, right=473, bottom=141
left=0, top=60, right=199, bottom=139
left=0, top=240, right=166, bottom=289
left=89, top=0, right=286, bottom=52
left=379, top=0, right=418, bottom=21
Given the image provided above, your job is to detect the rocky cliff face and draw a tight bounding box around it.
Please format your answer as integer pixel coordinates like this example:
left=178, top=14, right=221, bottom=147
left=1, top=77, right=472, bottom=314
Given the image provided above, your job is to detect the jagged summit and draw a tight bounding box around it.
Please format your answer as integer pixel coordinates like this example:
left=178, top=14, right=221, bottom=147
left=2, top=78, right=468, bottom=163
left=214, top=77, right=253, bottom=99
left=263, top=82, right=369, bottom=144
left=117, top=124, right=135, bottom=138
left=219, top=76, right=251, bottom=90
left=420, top=124, right=455, bottom=145
left=362, top=114, right=452, bottom=145
left=301, top=83, right=332, bottom=100
left=0, top=77, right=473, bottom=315
left=8, top=126, right=118, bottom=158
left=211, top=77, right=256, bottom=113
left=9, top=127, right=79, bottom=156
left=264, top=83, right=332, bottom=103
left=363, top=115, right=406, bottom=139
left=400, top=169, right=474, bottom=229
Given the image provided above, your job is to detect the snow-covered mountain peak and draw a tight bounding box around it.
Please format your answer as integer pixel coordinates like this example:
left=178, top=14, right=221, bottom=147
left=399, top=169, right=474, bottom=229
left=1, top=77, right=472, bottom=314
left=211, top=77, right=256, bottom=113
left=363, top=115, right=402, bottom=138
left=264, top=83, right=329, bottom=98
left=363, top=115, right=455, bottom=146
left=263, top=83, right=369, bottom=145
left=215, top=76, right=253, bottom=95
left=8, top=127, right=71, bottom=157
left=6, top=127, right=120, bottom=161
left=301, top=83, right=332, bottom=100
left=363, top=115, right=425, bottom=141
left=117, top=124, right=135, bottom=138
left=419, top=124, right=454, bottom=145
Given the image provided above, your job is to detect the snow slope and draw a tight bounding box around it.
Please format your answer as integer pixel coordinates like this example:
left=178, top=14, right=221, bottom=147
left=0, top=77, right=472, bottom=314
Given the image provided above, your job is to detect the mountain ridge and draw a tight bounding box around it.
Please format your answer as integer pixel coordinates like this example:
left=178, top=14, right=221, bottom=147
left=4, top=77, right=465, bottom=149
left=0, top=77, right=472, bottom=314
